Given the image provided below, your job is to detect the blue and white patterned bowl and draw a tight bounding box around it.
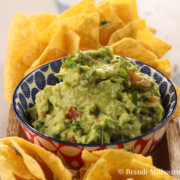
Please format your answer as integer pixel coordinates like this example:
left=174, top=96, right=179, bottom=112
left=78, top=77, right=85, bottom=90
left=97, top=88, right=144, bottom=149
left=13, top=57, right=177, bottom=169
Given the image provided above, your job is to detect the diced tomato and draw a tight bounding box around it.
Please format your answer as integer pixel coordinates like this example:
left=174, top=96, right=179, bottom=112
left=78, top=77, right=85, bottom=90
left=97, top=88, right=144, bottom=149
left=138, top=78, right=151, bottom=89
left=67, top=107, right=82, bottom=120
left=147, top=96, right=160, bottom=103
left=69, top=135, right=77, bottom=143
left=40, top=112, right=46, bottom=118
left=126, top=69, right=141, bottom=83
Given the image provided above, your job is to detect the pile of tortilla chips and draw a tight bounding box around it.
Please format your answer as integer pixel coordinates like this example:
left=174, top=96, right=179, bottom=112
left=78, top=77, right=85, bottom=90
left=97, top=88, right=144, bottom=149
left=80, top=149, right=175, bottom=180
left=0, top=137, right=72, bottom=180
left=0, top=137, right=175, bottom=180
left=4, top=0, right=179, bottom=118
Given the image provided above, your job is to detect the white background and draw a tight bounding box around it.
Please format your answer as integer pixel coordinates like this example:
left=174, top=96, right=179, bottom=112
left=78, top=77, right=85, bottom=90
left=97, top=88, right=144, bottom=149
left=0, top=0, right=180, bottom=138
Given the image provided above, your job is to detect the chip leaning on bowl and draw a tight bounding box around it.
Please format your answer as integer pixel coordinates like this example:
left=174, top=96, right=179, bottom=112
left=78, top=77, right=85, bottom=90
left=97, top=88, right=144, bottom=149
left=27, top=47, right=164, bottom=144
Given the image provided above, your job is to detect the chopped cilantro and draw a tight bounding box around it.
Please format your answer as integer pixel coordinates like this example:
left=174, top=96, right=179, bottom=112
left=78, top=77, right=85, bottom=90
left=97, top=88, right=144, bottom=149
left=101, top=20, right=110, bottom=26
left=101, top=127, right=104, bottom=145
left=79, top=67, right=84, bottom=74
left=93, top=124, right=104, bottom=145
left=87, top=65, right=96, bottom=77
left=73, top=121, right=83, bottom=132
left=120, top=56, right=125, bottom=61
left=132, top=92, right=137, bottom=105
left=64, top=57, right=77, bottom=69
left=150, top=107, right=156, bottom=113
left=118, top=68, right=129, bottom=78
left=74, top=48, right=83, bottom=62
left=124, top=143, right=132, bottom=152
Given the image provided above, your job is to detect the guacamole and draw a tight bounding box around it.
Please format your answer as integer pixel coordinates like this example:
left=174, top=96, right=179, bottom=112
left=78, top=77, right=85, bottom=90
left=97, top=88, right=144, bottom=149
left=27, top=47, right=164, bottom=144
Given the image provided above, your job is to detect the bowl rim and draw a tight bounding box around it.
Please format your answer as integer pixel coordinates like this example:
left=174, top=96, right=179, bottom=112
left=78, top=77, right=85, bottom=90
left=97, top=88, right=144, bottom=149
left=13, top=56, right=177, bottom=147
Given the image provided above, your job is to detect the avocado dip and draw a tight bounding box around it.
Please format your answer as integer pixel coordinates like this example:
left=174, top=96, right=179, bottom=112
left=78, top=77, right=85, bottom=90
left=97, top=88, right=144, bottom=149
left=27, top=47, right=164, bottom=144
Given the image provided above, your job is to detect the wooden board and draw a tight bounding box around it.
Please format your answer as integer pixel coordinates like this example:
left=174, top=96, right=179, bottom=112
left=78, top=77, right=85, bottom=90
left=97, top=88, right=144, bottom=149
left=6, top=105, right=180, bottom=179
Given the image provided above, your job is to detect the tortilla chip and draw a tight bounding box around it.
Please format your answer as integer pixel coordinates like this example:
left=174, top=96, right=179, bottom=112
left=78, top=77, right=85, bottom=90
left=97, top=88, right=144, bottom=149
left=149, top=26, right=157, bottom=34
left=100, top=21, right=124, bottom=46
left=171, top=84, right=180, bottom=120
left=100, top=150, right=152, bottom=174
left=130, top=159, right=175, bottom=180
left=59, top=0, right=95, bottom=19
left=4, top=11, right=40, bottom=103
left=41, top=13, right=99, bottom=52
left=111, top=38, right=157, bottom=62
left=80, top=163, right=91, bottom=180
left=29, top=13, right=57, bottom=32
left=64, top=13, right=100, bottom=50
left=110, top=0, right=138, bottom=24
left=108, top=19, right=171, bottom=57
left=83, top=3, right=107, bottom=22
left=96, top=0, right=124, bottom=23
left=7, top=140, right=46, bottom=180
left=8, top=137, right=72, bottom=180
left=0, top=165, right=16, bottom=180
left=84, top=158, right=112, bottom=180
left=82, top=150, right=99, bottom=164
left=0, top=144, right=36, bottom=179
left=81, top=149, right=153, bottom=179
left=147, top=58, right=171, bottom=79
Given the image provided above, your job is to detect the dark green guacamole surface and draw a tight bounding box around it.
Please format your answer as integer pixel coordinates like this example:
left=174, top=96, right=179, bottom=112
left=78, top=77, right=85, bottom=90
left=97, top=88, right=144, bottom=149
left=27, top=47, right=164, bottom=144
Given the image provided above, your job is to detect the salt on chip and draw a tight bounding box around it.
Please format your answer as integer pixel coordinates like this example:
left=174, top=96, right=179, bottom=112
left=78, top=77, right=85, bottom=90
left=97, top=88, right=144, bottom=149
left=0, top=144, right=36, bottom=179
left=59, top=0, right=95, bottom=19
left=4, top=11, right=40, bottom=103
left=100, top=21, right=124, bottom=46
left=110, top=0, right=138, bottom=24
left=29, top=13, right=57, bottom=32
left=111, top=38, right=157, bottom=62
left=108, top=19, right=171, bottom=57
left=147, top=58, right=171, bottom=79
left=83, top=158, right=112, bottom=180
left=26, top=25, right=80, bottom=74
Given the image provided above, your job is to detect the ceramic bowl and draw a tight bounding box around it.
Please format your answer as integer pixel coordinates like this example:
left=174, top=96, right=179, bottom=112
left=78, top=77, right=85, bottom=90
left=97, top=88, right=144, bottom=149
left=13, top=57, right=177, bottom=169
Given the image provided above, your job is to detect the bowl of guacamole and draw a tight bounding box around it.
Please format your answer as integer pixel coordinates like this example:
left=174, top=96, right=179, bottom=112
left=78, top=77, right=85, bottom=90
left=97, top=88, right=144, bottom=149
left=13, top=47, right=177, bottom=168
